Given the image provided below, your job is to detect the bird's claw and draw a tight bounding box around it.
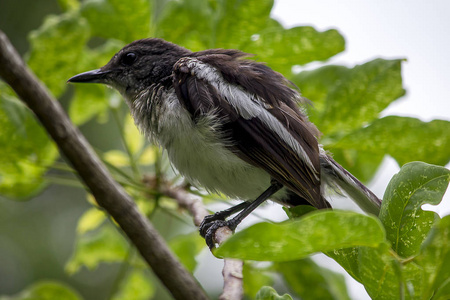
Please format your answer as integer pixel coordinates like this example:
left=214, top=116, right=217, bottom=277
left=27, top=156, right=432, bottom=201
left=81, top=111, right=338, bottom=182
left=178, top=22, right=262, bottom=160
left=200, top=214, right=235, bottom=249
left=201, top=219, right=230, bottom=249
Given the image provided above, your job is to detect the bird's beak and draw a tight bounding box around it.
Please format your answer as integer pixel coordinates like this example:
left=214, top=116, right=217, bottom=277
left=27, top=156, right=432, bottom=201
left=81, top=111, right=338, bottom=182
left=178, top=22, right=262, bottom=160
left=67, top=69, right=110, bottom=84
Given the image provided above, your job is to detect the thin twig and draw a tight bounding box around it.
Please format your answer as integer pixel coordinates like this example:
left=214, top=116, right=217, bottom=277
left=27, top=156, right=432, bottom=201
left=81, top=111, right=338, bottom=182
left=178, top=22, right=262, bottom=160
left=159, top=180, right=244, bottom=300
left=0, top=31, right=208, bottom=300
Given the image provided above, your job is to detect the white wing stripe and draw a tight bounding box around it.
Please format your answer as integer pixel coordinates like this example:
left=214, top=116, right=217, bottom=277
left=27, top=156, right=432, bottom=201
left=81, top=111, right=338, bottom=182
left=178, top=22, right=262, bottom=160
left=184, top=58, right=318, bottom=177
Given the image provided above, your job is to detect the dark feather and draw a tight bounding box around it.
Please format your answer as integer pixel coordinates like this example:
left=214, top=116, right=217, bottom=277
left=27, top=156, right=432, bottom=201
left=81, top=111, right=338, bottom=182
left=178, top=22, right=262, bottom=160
left=172, top=55, right=330, bottom=209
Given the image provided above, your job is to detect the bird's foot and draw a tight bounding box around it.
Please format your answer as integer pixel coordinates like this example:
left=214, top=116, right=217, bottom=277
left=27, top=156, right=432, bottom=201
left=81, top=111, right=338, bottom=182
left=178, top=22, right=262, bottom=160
left=200, top=215, right=236, bottom=249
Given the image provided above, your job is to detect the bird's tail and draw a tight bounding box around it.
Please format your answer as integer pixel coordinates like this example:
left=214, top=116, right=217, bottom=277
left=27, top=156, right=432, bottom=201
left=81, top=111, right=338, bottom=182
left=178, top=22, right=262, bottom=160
left=320, top=154, right=381, bottom=215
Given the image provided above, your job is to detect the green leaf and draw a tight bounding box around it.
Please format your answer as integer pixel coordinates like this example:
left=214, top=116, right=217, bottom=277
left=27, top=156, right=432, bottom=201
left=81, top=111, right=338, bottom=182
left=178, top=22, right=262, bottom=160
left=104, top=150, right=130, bottom=167
left=65, top=223, right=128, bottom=274
left=358, top=244, right=424, bottom=300
left=0, top=281, right=81, bottom=300
left=277, top=258, right=351, bottom=300
left=169, top=232, right=205, bottom=272
left=0, top=87, right=58, bottom=199
left=255, top=286, right=293, bottom=300
left=292, top=65, right=349, bottom=124
left=283, top=205, right=317, bottom=219
left=379, top=162, right=450, bottom=257
left=326, top=148, right=384, bottom=184
left=57, top=0, right=80, bottom=12
left=303, top=59, right=405, bottom=138
left=112, top=269, right=155, bottom=300
left=326, top=248, right=361, bottom=283
left=157, top=0, right=273, bottom=51
left=80, top=0, right=151, bottom=42
left=156, top=0, right=213, bottom=50
left=416, top=215, right=450, bottom=300
left=331, top=116, right=450, bottom=166
left=213, top=0, right=273, bottom=49
left=243, top=263, right=273, bottom=299
left=215, top=211, right=386, bottom=261
left=157, top=0, right=344, bottom=75
left=27, top=12, right=90, bottom=97
left=245, top=22, right=345, bottom=75
left=69, top=40, right=123, bottom=125
left=138, top=146, right=156, bottom=165
left=69, top=85, right=110, bottom=125
left=76, top=207, right=106, bottom=234
left=124, top=114, right=144, bottom=155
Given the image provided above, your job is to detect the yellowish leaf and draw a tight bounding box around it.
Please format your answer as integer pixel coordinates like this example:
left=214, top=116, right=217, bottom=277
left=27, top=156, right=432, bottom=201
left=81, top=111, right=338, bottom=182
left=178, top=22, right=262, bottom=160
left=77, top=207, right=106, bottom=234
left=104, top=150, right=129, bottom=167
left=124, top=115, right=144, bottom=154
left=138, top=146, right=156, bottom=165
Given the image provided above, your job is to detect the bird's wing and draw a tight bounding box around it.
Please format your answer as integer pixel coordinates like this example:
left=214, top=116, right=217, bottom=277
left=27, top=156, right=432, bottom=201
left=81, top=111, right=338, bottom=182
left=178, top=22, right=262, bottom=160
left=172, top=57, right=327, bottom=208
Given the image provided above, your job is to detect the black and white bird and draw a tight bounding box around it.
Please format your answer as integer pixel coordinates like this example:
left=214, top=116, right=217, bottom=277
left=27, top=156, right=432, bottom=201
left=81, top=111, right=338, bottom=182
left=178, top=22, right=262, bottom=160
left=68, top=38, right=381, bottom=248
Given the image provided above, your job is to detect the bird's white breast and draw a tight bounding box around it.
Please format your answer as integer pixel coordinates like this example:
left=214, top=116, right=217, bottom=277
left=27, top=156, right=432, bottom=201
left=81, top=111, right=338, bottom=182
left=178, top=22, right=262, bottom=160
left=130, top=88, right=283, bottom=200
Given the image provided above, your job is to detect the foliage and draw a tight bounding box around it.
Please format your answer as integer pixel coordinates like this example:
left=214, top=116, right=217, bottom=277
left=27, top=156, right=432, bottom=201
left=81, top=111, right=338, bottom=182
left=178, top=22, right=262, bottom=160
left=221, top=162, right=450, bottom=300
left=0, top=0, right=449, bottom=299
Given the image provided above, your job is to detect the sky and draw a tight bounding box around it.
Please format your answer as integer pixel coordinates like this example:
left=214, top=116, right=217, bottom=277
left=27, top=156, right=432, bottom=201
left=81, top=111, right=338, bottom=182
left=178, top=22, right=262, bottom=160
left=269, top=1, right=450, bottom=298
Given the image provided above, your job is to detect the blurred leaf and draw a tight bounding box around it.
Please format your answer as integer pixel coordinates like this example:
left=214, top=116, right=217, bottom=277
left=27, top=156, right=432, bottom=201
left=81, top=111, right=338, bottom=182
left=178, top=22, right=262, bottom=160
left=80, top=0, right=151, bottom=42
left=138, top=146, right=156, bottom=165
left=157, top=0, right=344, bottom=75
left=277, top=258, right=351, bottom=300
left=326, top=149, right=384, bottom=184
left=0, top=281, right=81, bottom=300
left=169, top=232, right=205, bottom=272
left=66, top=223, right=128, bottom=274
left=135, top=197, right=155, bottom=216
left=380, top=162, right=450, bottom=257
left=156, top=0, right=213, bottom=50
left=213, top=0, right=273, bottom=49
left=69, top=40, right=123, bottom=125
left=245, top=22, right=345, bottom=75
left=243, top=263, right=273, bottom=299
left=76, top=207, right=106, bottom=234
left=331, top=116, right=450, bottom=166
left=69, top=84, right=110, bottom=125
left=27, top=13, right=90, bottom=97
left=296, top=59, right=405, bottom=138
left=433, top=284, right=450, bottom=300
left=112, top=269, right=154, bottom=300
left=124, top=114, right=144, bottom=155
left=0, top=88, right=57, bottom=199
left=215, top=211, right=386, bottom=261
left=416, top=215, right=450, bottom=300
left=358, top=244, right=423, bottom=300
left=255, top=286, right=293, bottom=300
left=293, top=65, right=349, bottom=123
left=58, top=0, right=80, bottom=12
left=104, top=150, right=130, bottom=167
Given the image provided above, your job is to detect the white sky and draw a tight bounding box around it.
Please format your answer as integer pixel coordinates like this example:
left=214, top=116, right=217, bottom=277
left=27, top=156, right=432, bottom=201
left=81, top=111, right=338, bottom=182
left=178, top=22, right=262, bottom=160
left=270, top=1, right=450, bottom=299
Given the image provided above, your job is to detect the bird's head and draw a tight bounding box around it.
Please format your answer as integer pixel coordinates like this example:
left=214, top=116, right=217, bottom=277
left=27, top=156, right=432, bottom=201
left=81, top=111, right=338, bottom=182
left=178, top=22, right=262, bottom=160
left=68, top=38, right=191, bottom=100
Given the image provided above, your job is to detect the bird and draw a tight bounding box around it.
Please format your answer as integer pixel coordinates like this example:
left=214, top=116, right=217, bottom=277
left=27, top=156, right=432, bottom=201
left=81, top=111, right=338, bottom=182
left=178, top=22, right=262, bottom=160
left=68, top=38, right=381, bottom=248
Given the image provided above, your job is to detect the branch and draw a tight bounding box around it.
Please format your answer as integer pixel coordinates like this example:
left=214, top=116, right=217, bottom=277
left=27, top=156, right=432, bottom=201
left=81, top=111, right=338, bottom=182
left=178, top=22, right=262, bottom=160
left=159, top=182, right=244, bottom=300
left=0, top=31, right=208, bottom=300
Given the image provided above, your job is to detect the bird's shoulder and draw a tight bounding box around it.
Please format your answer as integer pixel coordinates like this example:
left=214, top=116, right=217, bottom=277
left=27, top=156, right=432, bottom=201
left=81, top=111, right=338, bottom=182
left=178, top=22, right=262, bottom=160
left=173, top=49, right=306, bottom=110
left=172, top=49, right=321, bottom=137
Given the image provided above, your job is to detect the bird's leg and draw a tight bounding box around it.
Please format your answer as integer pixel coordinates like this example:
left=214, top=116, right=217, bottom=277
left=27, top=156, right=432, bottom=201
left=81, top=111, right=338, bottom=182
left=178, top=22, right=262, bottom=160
left=200, top=181, right=283, bottom=249
left=199, top=200, right=251, bottom=230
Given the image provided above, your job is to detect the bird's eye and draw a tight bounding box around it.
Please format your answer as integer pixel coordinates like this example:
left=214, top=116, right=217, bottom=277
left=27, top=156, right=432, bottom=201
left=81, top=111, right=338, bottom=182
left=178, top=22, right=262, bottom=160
left=121, top=52, right=137, bottom=66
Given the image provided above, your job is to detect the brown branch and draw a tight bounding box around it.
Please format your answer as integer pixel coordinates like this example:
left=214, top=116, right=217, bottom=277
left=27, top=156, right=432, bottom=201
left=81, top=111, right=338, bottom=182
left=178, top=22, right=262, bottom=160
left=0, top=31, right=208, bottom=300
left=160, top=182, right=244, bottom=300
left=215, top=227, right=244, bottom=300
